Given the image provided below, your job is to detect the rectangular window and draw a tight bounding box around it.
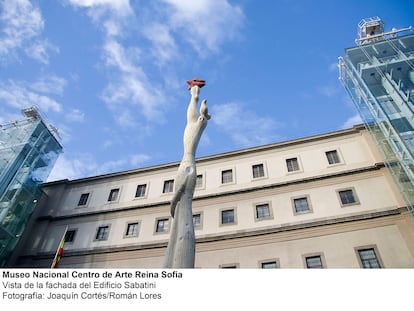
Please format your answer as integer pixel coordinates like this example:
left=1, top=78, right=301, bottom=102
left=358, top=248, right=381, bottom=268
left=220, top=264, right=238, bottom=268
left=286, top=158, right=299, bottom=172
left=135, top=184, right=147, bottom=198
left=196, top=174, right=203, bottom=188
left=193, top=214, right=201, bottom=227
left=252, top=164, right=265, bottom=178
left=326, top=150, right=340, bottom=165
left=156, top=218, right=169, bottom=233
left=339, top=189, right=358, bottom=205
left=261, top=261, right=278, bottom=269
left=293, top=197, right=310, bottom=213
left=108, top=188, right=119, bottom=202
left=95, top=226, right=110, bottom=240
left=163, top=180, right=174, bottom=193
left=256, top=203, right=270, bottom=219
left=221, top=169, right=233, bottom=184
left=125, top=222, right=139, bottom=237
left=78, top=193, right=89, bottom=206
left=221, top=209, right=235, bottom=224
left=306, top=256, right=323, bottom=268
left=65, top=230, right=76, bottom=243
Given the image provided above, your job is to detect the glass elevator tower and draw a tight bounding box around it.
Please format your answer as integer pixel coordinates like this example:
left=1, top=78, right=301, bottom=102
left=339, top=17, right=414, bottom=215
left=0, top=107, right=62, bottom=266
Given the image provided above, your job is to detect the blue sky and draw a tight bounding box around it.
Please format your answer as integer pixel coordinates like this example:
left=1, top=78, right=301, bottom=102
left=1, top=0, right=413, bottom=182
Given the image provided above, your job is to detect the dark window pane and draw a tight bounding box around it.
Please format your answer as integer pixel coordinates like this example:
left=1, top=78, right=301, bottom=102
left=252, top=164, right=264, bottom=178
left=156, top=219, right=169, bottom=232
left=193, top=214, right=201, bottom=227
left=222, top=170, right=233, bottom=184
left=256, top=204, right=270, bottom=218
left=108, top=189, right=119, bottom=201
left=221, top=210, right=234, bottom=224
left=261, top=261, right=278, bottom=268
left=339, top=190, right=356, bottom=205
left=96, top=226, right=109, bottom=240
left=286, top=158, right=299, bottom=172
left=163, top=180, right=174, bottom=193
left=126, top=223, right=139, bottom=236
left=78, top=193, right=89, bottom=206
left=65, top=230, right=76, bottom=242
left=294, top=198, right=309, bottom=213
left=306, top=256, right=323, bottom=268
left=135, top=184, right=147, bottom=197
left=358, top=249, right=381, bottom=268
left=326, top=150, right=340, bottom=164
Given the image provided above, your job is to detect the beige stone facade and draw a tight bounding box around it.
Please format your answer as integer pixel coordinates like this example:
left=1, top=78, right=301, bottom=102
left=9, top=125, right=414, bottom=268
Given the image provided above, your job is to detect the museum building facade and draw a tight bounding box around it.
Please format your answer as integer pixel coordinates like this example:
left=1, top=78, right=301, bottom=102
left=8, top=125, right=414, bottom=268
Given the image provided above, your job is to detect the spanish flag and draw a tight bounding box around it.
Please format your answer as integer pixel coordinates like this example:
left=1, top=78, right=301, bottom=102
left=51, top=226, right=68, bottom=268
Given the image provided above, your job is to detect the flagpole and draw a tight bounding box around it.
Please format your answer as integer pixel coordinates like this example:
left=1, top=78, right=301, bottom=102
left=51, top=225, right=68, bottom=268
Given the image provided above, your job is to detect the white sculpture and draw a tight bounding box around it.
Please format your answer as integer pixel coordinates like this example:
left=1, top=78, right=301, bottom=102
left=163, top=78, right=210, bottom=268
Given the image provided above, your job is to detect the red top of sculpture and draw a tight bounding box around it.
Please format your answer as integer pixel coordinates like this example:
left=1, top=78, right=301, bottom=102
left=186, top=77, right=205, bottom=89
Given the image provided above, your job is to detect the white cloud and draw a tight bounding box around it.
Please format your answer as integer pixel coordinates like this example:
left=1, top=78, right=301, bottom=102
left=318, top=84, right=340, bottom=97
left=25, top=39, right=59, bottom=64
left=130, top=154, right=150, bottom=167
left=66, top=109, right=86, bottom=123
left=102, top=73, right=165, bottom=123
left=341, top=113, right=363, bottom=129
left=100, top=40, right=166, bottom=123
left=67, top=0, right=132, bottom=17
left=47, top=153, right=98, bottom=181
left=102, top=39, right=140, bottom=74
left=95, top=159, right=127, bottom=175
left=211, top=102, right=282, bottom=147
left=66, top=3, right=167, bottom=125
left=47, top=151, right=151, bottom=181
left=31, top=75, right=67, bottom=95
left=0, top=0, right=57, bottom=64
left=161, top=0, right=244, bottom=55
left=143, top=22, right=177, bottom=64
left=0, top=80, right=62, bottom=112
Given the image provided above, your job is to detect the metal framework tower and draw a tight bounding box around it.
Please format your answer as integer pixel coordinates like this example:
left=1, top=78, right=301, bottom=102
left=339, top=17, right=414, bottom=215
left=0, top=107, right=62, bottom=266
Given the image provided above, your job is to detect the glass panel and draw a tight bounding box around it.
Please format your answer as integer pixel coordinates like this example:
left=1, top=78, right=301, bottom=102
left=108, top=189, right=119, bottom=201
left=294, top=198, right=309, bottom=213
left=256, top=204, right=270, bottom=218
left=193, top=214, right=201, bottom=227
left=261, top=261, right=278, bottom=269
left=65, top=230, right=76, bottom=242
left=358, top=249, right=381, bottom=268
left=221, top=170, right=233, bottom=184
left=326, top=150, right=340, bottom=164
left=339, top=190, right=356, bottom=204
left=135, top=184, right=146, bottom=197
left=252, top=164, right=264, bottom=178
left=78, top=193, right=89, bottom=206
left=196, top=175, right=203, bottom=188
left=221, top=210, right=234, bottom=224
left=306, top=256, right=322, bottom=268
left=96, top=226, right=109, bottom=240
left=286, top=158, right=299, bottom=172
left=126, top=223, right=138, bottom=236
left=156, top=219, right=169, bottom=232
left=163, top=180, right=174, bottom=193
left=0, top=118, right=62, bottom=266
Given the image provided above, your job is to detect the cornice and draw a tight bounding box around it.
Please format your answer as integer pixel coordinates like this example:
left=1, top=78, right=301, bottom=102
left=43, top=124, right=366, bottom=186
